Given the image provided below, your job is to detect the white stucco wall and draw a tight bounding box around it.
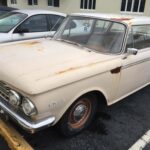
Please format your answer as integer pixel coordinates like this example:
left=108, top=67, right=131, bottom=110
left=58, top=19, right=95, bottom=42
left=7, top=0, right=150, bottom=16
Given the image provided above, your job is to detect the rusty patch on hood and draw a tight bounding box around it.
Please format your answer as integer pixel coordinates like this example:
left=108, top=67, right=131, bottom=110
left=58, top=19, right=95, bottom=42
left=56, top=67, right=79, bottom=74
left=37, top=48, right=44, bottom=52
left=18, top=41, right=40, bottom=46
left=17, top=41, right=45, bottom=52
left=56, top=63, right=121, bottom=75
left=35, top=56, right=119, bottom=82
left=55, top=60, right=107, bottom=75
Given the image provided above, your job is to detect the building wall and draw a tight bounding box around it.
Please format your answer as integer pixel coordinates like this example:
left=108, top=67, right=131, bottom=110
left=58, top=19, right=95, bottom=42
left=7, top=0, right=150, bottom=16
left=144, top=0, right=150, bottom=16
left=59, top=0, right=121, bottom=14
left=7, top=0, right=80, bottom=12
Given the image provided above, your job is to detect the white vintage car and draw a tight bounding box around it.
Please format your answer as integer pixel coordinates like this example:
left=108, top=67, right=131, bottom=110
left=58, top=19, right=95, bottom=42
left=0, top=13, right=150, bottom=136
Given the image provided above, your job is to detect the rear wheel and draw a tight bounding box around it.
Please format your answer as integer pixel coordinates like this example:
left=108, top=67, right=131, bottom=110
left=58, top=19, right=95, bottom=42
left=59, top=94, right=97, bottom=137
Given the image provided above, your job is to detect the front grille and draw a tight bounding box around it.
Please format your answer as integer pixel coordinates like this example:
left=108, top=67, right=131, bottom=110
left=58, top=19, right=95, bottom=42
left=0, top=81, right=10, bottom=101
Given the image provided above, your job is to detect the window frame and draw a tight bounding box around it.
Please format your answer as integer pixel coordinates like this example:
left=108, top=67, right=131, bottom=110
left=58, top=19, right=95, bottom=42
left=11, top=0, right=17, bottom=4
left=120, top=0, right=146, bottom=14
left=80, top=0, right=96, bottom=10
left=47, top=0, right=59, bottom=7
left=28, top=0, right=38, bottom=5
left=48, top=0, right=54, bottom=6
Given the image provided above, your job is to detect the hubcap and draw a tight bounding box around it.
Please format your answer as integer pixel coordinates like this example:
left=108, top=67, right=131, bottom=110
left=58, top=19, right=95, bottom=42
left=69, top=99, right=92, bottom=129
left=73, top=104, right=87, bottom=122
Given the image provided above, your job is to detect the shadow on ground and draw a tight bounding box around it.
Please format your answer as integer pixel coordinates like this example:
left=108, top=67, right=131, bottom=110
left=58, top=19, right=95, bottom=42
left=0, top=136, right=10, bottom=150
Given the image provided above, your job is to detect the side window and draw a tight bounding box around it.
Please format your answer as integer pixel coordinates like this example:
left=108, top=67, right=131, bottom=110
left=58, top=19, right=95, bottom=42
left=48, top=15, right=64, bottom=31
left=132, top=25, right=150, bottom=49
left=18, top=15, right=48, bottom=33
left=126, top=25, right=150, bottom=50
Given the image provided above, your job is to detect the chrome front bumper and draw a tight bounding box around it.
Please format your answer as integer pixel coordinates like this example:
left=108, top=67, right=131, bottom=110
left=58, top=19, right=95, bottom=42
left=0, top=97, right=55, bottom=133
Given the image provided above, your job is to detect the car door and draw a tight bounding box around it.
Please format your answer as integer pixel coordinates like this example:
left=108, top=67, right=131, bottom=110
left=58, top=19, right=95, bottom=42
left=46, top=14, right=65, bottom=37
left=117, top=25, right=150, bottom=99
left=12, top=14, right=49, bottom=41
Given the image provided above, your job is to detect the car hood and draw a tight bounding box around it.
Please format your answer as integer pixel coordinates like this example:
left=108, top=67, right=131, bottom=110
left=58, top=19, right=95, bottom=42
left=0, top=39, right=120, bottom=95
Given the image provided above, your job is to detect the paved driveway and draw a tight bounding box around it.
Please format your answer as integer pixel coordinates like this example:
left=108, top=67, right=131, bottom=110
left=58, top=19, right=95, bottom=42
left=0, top=85, right=150, bottom=150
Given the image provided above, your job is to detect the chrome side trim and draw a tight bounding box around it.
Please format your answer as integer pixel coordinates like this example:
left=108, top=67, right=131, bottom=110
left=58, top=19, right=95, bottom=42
left=122, top=58, right=150, bottom=70
left=0, top=97, right=55, bottom=133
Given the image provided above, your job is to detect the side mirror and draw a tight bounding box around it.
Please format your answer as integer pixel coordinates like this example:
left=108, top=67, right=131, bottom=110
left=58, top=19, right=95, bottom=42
left=127, top=48, right=138, bottom=55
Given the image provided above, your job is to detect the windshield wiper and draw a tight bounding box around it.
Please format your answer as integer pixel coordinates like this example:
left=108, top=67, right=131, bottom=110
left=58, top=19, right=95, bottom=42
left=56, top=39, right=83, bottom=48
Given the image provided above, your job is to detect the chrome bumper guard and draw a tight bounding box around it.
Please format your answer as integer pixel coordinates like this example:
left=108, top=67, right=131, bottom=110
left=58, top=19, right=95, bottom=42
left=0, top=97, right=55, bottom=133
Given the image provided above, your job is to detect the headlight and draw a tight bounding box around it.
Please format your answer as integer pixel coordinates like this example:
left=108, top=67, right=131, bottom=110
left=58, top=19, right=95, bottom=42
left=9, top=90, right=21, bottom=106
left=22, top=98, right=37, bottom=116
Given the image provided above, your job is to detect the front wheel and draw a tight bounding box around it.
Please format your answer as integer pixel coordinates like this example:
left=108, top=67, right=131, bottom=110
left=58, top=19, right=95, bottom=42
left=59, top=94, right=97, bottom=137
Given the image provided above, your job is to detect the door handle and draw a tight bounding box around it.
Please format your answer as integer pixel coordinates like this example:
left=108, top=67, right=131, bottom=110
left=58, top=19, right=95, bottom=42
left=111, top=66, right=122, bottom=74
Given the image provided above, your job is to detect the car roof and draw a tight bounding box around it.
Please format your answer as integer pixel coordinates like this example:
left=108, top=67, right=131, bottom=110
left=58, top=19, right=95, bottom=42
left=12, top=9, right=66, bottom=17
left=71, top=13, right=150, bottom=26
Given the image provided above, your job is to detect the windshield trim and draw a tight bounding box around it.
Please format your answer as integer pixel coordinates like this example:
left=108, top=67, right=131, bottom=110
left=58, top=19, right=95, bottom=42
left=0, top=12, right=28, bottom=33
left=54, top=15, right=128, bottom=55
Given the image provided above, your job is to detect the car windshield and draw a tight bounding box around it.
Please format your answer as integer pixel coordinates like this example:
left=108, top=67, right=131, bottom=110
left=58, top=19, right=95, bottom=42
left=0, top=12, right=27, bottom=33
left=55, top=16, right=126, bottom=54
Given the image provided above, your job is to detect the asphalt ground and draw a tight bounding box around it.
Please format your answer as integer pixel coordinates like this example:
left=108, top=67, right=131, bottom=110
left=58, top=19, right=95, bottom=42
left=0, top=85, right=150, bottom=150
left=0, top=136, right=10, bottom=150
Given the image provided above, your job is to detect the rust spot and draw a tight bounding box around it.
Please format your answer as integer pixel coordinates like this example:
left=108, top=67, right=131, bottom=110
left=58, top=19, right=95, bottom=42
left=56, top=61, right=104, bottom=75
left=17, top=41, right=44, bottom=52
left=36, top=59, right=114, bottom=81
left=56, top=67, right=78, bottom=74
left=111, top=18, right=132, bottom=22
left=37, top=48, right=44, bottom=52
left=26, top=41, right=40, bottom=45
left=18, top=41, right=40, bottom=46
left=111, top=66, right=121, bottom=74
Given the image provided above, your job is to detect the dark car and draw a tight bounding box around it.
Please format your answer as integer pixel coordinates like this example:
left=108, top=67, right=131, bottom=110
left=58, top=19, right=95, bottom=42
left=0, top=6, right=18, bottom=15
